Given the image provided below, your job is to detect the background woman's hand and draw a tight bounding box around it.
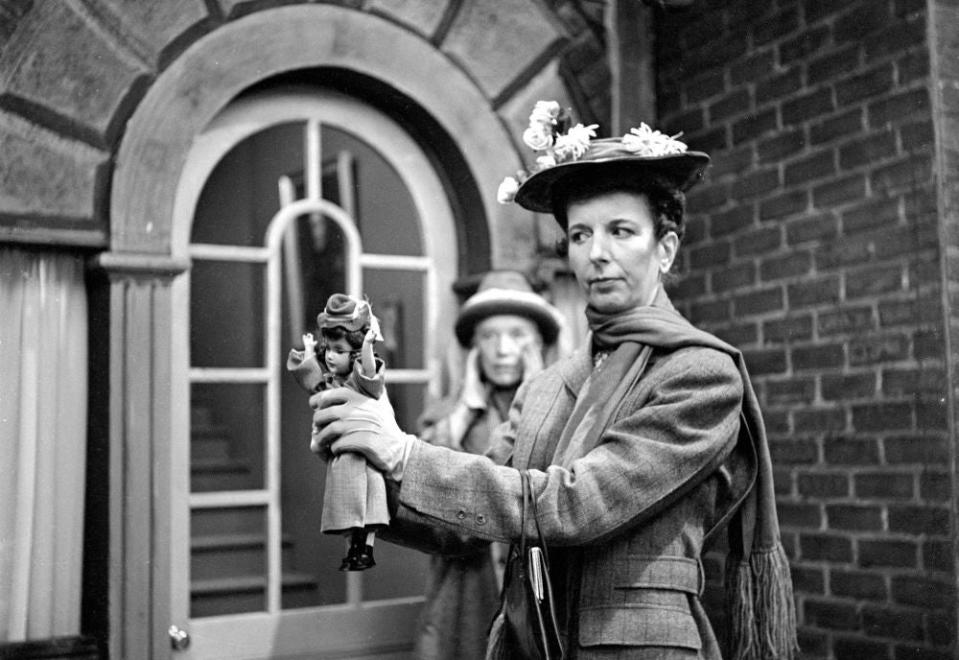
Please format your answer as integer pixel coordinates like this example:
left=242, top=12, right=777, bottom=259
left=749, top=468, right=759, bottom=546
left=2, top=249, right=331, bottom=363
left=520, top=338, right=544, bottom=382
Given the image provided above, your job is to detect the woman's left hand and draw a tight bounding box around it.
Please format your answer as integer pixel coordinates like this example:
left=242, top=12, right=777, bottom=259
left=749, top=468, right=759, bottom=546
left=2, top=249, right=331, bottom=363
left=520, top=339, right=544, bottom=382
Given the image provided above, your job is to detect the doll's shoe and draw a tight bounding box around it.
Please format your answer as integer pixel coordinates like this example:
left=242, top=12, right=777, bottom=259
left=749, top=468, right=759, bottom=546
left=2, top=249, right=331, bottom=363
left=348, top=545, right=376, bottom=571
left=338, top=552, right=353, bottom=571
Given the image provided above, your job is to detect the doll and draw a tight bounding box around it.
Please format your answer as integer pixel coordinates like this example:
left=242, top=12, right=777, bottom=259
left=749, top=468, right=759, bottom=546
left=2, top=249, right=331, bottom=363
left=287, top=293, right=388, bottom=571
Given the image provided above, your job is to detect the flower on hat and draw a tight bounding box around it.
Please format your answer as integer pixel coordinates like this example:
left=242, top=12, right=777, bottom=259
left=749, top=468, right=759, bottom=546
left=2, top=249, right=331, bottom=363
left=621, top=123, right=688, bottom=157
left=497, top=176, right=520, bottom=204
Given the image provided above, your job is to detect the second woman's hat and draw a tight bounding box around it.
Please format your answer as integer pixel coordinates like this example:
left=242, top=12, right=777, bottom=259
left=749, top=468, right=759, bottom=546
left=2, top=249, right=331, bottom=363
left=454, top=271, right=562, bottom=347
left=317, top=293, right=371, bottom=332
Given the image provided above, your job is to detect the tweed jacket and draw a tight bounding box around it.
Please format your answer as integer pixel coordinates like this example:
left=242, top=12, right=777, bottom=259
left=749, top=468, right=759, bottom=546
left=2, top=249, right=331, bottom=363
left=386, top=294, right=756, bottom=658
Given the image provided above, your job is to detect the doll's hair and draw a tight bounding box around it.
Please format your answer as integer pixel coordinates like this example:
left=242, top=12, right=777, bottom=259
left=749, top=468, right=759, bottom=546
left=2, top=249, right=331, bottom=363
left=318, top=325, right=366, bottom=355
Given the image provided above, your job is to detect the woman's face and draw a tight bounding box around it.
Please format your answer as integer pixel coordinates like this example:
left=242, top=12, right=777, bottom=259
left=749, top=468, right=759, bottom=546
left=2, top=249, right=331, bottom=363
left=566, top=190, right=678, bottom=314
left=472, top=314, right=542, bottom=388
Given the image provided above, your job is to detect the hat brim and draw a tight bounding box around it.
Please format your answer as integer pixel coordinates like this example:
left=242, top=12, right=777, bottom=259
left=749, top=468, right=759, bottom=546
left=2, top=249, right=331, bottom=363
left=514, top=151, right=711, bottom=214
left=454, top=292, right=562, bottom=347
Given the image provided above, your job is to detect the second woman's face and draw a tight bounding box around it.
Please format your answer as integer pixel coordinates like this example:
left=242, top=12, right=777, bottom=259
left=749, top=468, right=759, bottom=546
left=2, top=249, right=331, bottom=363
left=566, top=190, right=678, bottom=314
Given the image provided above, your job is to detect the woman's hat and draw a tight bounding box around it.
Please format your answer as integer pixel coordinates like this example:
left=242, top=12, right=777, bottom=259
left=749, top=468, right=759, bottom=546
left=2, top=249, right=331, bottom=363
left=514, top=138, right=710, bottom=214
left=454, top=271, right=562, bottom=347
left=317, top=293, right=371, bottom=332
left=496, top=101, right=709, bottom=215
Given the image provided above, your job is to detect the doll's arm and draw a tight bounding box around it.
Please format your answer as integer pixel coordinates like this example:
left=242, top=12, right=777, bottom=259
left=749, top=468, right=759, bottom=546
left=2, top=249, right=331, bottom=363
left=359, top=316, right=380, bottom=378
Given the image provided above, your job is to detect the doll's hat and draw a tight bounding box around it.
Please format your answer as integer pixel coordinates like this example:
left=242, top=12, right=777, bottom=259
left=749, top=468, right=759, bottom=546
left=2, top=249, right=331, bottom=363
left=513, top=137, right=710, bottom=215
left=454, top=271, right=562, bottom=347
left=317, top=293, right=371, bottom=332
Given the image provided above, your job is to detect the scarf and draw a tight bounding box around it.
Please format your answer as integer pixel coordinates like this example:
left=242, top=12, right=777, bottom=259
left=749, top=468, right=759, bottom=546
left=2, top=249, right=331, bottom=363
left=563, top=302, right=798, bottom=660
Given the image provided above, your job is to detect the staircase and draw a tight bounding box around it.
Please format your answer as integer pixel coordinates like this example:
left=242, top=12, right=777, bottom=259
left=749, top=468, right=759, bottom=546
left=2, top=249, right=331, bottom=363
left=189, top=401, right=319, bottom=617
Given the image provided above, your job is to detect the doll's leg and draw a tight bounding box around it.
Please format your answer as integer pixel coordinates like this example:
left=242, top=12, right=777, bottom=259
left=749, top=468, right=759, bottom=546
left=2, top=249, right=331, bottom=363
left=344, top=455, right=390, bottom=571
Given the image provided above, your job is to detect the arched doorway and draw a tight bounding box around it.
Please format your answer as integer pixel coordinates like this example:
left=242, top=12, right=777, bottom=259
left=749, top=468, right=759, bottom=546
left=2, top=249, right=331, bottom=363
left=166, top=88, right=458, bottom=658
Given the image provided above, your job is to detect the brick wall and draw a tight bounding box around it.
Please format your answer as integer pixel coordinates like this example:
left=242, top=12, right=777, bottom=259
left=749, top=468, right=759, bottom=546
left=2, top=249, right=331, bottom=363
left=655, top=0, right=955, bottom=658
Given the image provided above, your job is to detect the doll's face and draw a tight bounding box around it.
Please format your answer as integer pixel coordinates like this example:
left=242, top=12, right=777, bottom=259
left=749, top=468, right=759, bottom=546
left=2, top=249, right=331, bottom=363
left=323, top=337, right=355, bottom=376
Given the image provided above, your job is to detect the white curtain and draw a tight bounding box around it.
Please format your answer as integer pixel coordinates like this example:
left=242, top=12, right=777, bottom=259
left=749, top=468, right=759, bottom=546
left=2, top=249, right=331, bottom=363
left=0, top=248, right=87, bottom=641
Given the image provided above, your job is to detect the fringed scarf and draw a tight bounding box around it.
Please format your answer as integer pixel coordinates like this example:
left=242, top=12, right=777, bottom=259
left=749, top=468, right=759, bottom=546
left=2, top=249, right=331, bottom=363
left=563, top=301, right=798, bottom=660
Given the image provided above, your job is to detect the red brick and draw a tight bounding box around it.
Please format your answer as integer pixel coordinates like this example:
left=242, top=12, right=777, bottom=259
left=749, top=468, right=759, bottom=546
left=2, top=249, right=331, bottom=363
left=711, top=261, right=756, bottom=292
left=810, top=108, right=865, bottom=145
left=920, top=471, right=952, bottom=502
left=852, top=402, right=914, bottom=431
left=863, top=13, right=927, bottom=62
left=922, top=540, right=954, bottom=573
left=686, top=181, right=730, bottom=212
left=779, top=501, right=823, bottom=528
left=798, top=471, right=849, bottom=497
left=868, top=89, right=931, bottom=127
left=758, top=128, right=806, bottom=162
left=767, top=377, right=816, bottom=405
left=734, top=225, right=782, bottom=257
left=783, top=88, right=836, bottom=126
left=752, top=6, right=799, bottom=45
left=888, top=505, right=951, bottom=536
left=824, top=437, right=880, bottom=465
left=708, top=145, right=754, bottom=179
left=835, top=2, right=893, bottom=42
left=732, top=108, right=778, bottom=143
left=742, top=346, right=788, bottom=375
left=787, top=275, right=841, bottom=307
left=897, top=50, right=931, bottom=86
left=734, top=286, right=784, bottom=315
left=714, top=321, right=758, bottom=346
left=926, top=611, right=957, bottom=649
left=862, top=606, right=925, bottom=642
left=891, top=575, right=955, bottom=609
left=792, top=342, right=844, bottom=370
left=731, top=49, right=775, bottom=85
left=795, top=407, right=847, bottom=432
left=860, top=539, right=918, bottom=569
left=685, top=68, right=726, bottom=103
left=662, top=107, right=705, bottom=136
left=689, top=298, right=731, bottom=324
left=786, top=212, right=839, bottom=245
left=882, top=368, right=947, bottom=397
left=671, top=273, right=707, bottom=299
left=780, top=25, right=831, bottom=64
left=827, top=504, right=883, bottom=531
left=790, top=565, right=826, bottom=593
left=836, top=64, right=896, bottom=106
left=764, top=409, right=791, bottom=435
left=808, top=44, right=862, bottom=86
left=772, top=438, right=820, bottom=465
left=855, top=471, right=915, bottom=498
left=760, top=250, right=812, bottom=281
left=821, top=372, right=877, bottom=400
left=893, top=646, right=954, bottom=660
left=784, top=151, right=836, bottom=186
left=813, top=174, right=868, bottom=209
left=709, top=88, right=751, bottom=122
left=764, top=314, right=814, bottom=343
left=915, top=400, right=949, bottom=431
left=839, top=130, right=898, bottom=170
left=831, top=569, right=888, bottom=600
left=804, top=600, right=860, bottom=632
left=755, top=67, right=803, bottom=106
left=805, top=0, right=842, bottom=24
left=819, top=307, right=875, bottom=336
left=834, top=637, right=893, bottom=659
left=884, top=435, right=950, bottom=464
left=801, top=535, right=854, bottom=563
left=842, top=196, right=901, bottom=234
left=847, top=265, right=904, bottom=300
left=689, top=240, right=731, bottom=268
left=871, top=155, right=934, bottom=193
left=731, top=168, right=781, bottom=199
left=913, top=329, right=946, bottom=360
left=710, top=204, right=755, bottom=237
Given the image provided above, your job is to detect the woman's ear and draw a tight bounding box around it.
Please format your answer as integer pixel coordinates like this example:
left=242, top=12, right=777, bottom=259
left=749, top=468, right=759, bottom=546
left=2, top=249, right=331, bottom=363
left=658, top=231, right=679, bottom=274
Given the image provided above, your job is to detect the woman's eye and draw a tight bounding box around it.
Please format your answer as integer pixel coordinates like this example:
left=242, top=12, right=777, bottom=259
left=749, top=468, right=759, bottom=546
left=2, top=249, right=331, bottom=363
left=612, top=226, right=635, bottom=238
left=568, top=230, right=588, bottom=244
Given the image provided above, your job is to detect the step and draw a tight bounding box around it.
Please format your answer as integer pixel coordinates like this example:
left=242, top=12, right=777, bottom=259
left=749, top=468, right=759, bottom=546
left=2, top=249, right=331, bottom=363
left=190, top=429, right=233, bottom=461
left=190, top=456, right=258, bottom=492
left=191, top=533, right=294, bottom=580
left=190, top=572, right=319, bottom=618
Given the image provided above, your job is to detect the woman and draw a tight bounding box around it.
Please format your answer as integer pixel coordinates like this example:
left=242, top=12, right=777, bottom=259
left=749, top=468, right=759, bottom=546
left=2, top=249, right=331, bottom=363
left=311, top=103, right=798, bottom=659
left=414, top=270, right=562, bottom=660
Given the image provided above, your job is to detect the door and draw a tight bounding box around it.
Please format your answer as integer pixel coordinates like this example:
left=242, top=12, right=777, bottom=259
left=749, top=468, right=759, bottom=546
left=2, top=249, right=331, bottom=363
left=168, top=89, right=459, bottom=659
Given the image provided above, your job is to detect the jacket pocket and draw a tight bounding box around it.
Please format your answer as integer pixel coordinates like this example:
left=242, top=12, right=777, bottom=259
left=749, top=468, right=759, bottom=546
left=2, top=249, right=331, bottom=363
left=578, top=554, right=703, bottom=650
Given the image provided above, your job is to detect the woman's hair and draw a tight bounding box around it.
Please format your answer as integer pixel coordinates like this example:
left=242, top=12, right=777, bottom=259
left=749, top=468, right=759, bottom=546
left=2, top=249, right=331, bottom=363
left=552, top=168, right=687, bottom=258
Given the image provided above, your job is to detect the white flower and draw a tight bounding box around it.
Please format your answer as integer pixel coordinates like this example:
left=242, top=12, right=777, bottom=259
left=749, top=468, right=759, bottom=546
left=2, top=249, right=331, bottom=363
left=523, top=125, right=554, bottom=151
left=621, top=123, right=688, bottom=157
left=553, top=123, right=598, bottom=161
left=535, top=153, right=557, bottom=169
left=497, top=176, right=520, bottom=204
left=529, top=100, right=561, bottom=127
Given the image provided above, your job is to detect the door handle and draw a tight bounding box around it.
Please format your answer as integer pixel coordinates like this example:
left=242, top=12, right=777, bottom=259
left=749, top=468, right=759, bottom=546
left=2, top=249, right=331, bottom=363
left=169, top=624, right=191, bottom=651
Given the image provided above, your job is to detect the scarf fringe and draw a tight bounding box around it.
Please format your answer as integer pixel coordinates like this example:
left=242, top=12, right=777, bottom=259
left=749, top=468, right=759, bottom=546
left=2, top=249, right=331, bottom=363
left=725, top=543, right=798, bottom=660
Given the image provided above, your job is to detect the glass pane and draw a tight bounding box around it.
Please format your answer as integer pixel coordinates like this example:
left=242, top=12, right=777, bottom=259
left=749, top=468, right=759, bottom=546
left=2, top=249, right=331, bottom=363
left=190, top=506, right=267, bottom=617
left=322, top=126, right=422, bottom=257
left=364, top=268, right=425, bottom=371
left=191, top=382, right=265, bottom=492
left=190, top=260, right=264, bottom=369
left=192, top=122, right=305, bottom=247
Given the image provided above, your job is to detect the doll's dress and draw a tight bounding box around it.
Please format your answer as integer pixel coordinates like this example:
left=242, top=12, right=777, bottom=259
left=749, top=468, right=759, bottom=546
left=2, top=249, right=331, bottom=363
left=286, top=350, right=390, bottom=534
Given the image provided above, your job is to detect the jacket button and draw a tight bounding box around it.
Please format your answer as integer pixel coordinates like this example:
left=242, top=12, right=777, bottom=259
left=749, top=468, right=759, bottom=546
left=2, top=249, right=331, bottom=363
left=475, top=514, right=487, bottom=525
left=456, top=510, right=467, bottom=520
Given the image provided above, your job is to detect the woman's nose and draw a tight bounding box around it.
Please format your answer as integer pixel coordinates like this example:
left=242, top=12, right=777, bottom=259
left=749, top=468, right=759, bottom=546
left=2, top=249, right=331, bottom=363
left=496, top=334, right=520, bottom=355
left=589, top=232, right=611, bottom=262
